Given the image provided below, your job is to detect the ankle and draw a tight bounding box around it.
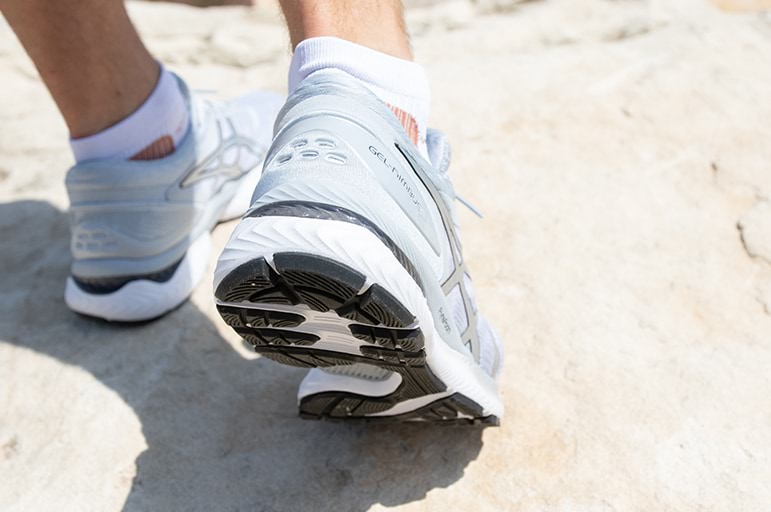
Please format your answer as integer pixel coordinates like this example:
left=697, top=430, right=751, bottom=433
left=69, top=65, right=190, bottom=163
left=281, top=1, right=412, bottom=61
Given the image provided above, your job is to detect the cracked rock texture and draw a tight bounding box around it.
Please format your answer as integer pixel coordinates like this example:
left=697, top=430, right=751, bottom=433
left=1, top=0, right=770, bottom=511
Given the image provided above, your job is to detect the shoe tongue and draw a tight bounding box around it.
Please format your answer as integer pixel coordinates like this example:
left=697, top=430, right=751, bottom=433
left=426, top=129, right=452, bottom=174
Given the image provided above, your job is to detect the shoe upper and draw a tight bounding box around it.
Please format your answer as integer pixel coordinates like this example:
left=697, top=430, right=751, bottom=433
left=248, top=69, right=503, bottom=379
left=65, top=79, right=281, bottom=284
left=425, top=129, right=504, bottom=379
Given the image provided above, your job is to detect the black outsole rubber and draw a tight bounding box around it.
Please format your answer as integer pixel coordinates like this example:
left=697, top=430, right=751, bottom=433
left=72, top=256, right=184, bottom=295
left=214, top=251, right=498, bottom=426
left=299, top=392, right=500, bottom=426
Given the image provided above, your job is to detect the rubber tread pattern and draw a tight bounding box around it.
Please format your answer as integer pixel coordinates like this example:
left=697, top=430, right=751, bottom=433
left=217, top=305, right=305, bottom=329
left=214, top=252, right=492, bottom=423
left=300, top=392, right=499, bottom=426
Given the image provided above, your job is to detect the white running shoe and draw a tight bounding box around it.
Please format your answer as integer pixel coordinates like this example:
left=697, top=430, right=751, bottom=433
left=65, top=78, right=283, bottom=322
left=213, top=70, right=504, bottom=425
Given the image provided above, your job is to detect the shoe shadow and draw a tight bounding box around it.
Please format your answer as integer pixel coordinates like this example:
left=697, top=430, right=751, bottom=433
left=0, top=199, right=485, bottom=512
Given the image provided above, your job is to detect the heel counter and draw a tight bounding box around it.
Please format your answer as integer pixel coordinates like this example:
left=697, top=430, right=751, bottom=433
left=68, top=204, right=195, bottom=263
left=65, top=162, right=197, bottom=266
left=257, top=115, right=445, bottom=255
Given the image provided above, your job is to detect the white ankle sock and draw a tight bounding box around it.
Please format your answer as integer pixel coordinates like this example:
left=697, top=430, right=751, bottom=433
left=288, top=36, right=431, bottom=157
left=70, top=64, right=190, bottom=163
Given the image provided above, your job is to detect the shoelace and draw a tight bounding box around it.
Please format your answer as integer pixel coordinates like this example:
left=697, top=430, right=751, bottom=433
left=457, top=195, right=484, bottom=219
left=426, top=129, right=484, bottom=219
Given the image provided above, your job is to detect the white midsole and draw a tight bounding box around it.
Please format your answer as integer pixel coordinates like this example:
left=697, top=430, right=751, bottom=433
left=214, top=216, right=504, bottom=418
left=65, top=231, right=211, bottom=322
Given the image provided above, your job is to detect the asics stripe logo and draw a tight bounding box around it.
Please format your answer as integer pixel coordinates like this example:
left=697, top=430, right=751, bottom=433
left=396, top=142, right=481, bottom=361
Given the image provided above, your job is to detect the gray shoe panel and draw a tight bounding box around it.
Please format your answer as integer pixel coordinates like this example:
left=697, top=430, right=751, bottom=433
left=66, top=87, right=274, bottom=280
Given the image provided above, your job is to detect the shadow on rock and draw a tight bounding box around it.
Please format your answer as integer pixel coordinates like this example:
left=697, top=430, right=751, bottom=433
left=0, top=199, right=484, bottom=511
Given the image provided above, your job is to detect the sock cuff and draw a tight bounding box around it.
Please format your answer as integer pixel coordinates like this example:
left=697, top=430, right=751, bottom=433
left=289, top=36, right=430, bottom=102
left=288, top=36, right=431, bottom=156
left=70, top=64, right=190, bottom=163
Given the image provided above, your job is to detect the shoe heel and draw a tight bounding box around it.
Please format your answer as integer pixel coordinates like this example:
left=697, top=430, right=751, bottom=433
left=213, top=215, right=504, bottom=422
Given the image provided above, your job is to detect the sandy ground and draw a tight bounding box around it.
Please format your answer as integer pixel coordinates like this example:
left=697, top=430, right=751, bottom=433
left=1, top=0, right=771, bottom=510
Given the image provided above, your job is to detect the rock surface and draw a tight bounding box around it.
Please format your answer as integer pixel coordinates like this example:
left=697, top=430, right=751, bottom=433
left=1, top=1, right=770, bottom=510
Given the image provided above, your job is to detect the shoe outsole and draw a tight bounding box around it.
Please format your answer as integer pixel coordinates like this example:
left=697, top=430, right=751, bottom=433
left=214, top=251, right=499, bottom=426
left=299, top=392, right=499, bottom=426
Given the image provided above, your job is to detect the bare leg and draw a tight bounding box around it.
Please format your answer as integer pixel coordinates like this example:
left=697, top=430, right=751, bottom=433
left=0, top=0, right=158, bottom=138
left=278, top=0, right=413, bottom=60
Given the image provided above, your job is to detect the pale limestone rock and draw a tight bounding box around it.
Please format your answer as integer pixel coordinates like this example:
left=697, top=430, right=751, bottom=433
left=1, top=1, right=770, bottom=511
left=739, top=202, right=771, bottom=263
